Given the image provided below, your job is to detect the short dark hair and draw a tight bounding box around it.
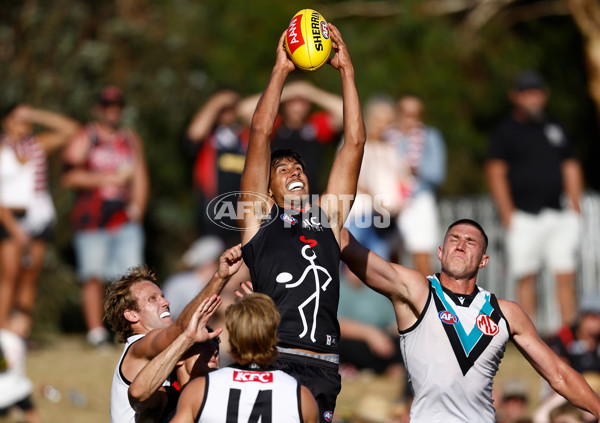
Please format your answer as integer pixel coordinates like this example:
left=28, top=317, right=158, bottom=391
left=270, top=149, right=306, bottom=171
left=446, top=219, right=488, bottom=252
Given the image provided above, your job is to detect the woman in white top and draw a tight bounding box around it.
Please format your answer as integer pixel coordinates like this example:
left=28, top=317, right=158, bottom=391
left=0, top=104, right=79, bottom=327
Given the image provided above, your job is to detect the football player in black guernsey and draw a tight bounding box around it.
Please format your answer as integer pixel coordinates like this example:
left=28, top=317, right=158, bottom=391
left=237, top=24, right=365, bottom=423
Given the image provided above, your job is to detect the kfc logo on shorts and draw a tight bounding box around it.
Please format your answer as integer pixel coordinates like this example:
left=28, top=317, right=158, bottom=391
left=324, top=411, right=333, bottom=422
left=438, top=310, right=458, bottom=325
left=476, top=314, right=500, bottom=336
left=233, top=370, right=274, bottom=383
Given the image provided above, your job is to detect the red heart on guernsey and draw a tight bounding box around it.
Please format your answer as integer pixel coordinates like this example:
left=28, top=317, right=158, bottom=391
left=299, top=236, right=317, bottom=248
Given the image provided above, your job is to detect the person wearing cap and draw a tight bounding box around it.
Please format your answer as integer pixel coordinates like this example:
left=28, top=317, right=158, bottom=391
left=62, top=86, right=150, bottom=347
left=485, top=70, right=584, bottom=327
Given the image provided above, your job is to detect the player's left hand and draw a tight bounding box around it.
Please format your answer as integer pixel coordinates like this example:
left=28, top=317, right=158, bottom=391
left=327, top=24, right=352, bottom=72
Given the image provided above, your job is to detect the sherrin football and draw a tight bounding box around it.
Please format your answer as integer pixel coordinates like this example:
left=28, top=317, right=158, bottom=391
left=285, top=9, right=332, bottom=72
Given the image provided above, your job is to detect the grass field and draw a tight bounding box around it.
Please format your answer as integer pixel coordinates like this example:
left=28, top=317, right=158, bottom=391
left=6, top=335, right=544, bottom=422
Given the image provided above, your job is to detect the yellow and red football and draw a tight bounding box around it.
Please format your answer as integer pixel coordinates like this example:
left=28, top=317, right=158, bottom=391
left=285, top=9, right=332, bottom=72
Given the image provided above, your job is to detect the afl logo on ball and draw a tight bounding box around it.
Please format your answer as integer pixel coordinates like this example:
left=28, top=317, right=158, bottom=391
left=476, top=314, right=499, bottom=336
left=438, top=310, right=458, bottom=325
left=321, top=21, right=329, bottom=39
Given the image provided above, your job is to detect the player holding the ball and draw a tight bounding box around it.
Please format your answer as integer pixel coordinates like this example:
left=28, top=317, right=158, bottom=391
left=238, top=21, right=365, bottom=423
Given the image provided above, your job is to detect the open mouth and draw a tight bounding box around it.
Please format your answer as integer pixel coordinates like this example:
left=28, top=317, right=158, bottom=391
left=160, top=311, right=171, bottom=319
left=287, top=181, right=304, bottom=192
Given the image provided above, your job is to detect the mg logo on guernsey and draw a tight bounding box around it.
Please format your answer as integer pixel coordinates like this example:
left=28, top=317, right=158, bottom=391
left=438, top=310, right=458, bottom=325
left=476, top=314, right=500, bottom=336
left=232, top=370, right=274, bottom=384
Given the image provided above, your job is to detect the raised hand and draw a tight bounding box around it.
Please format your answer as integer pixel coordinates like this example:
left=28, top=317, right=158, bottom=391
left=276, top=30, right=297, bottom=74
left=327, top=24, right=353, bottom=72
left=183, top=295, right=223, bottom=343
left=217, top=243, right=244, bottom=279
left=234, top=281, right=254, bottom=298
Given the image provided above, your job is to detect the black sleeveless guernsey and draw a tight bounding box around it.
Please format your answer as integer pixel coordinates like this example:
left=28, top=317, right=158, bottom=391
left=242, top=204, right=341, bottom=354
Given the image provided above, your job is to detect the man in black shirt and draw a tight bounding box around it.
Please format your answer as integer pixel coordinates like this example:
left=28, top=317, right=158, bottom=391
left=485, top=70, right=584, bottom=327
left=238, top=24, right=365, bottom=422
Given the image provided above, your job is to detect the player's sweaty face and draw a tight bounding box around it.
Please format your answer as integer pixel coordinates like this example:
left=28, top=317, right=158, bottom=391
left=269, top=158, right=309, bottom=207
left=132, top=281, right=172, bottom=331
left=439, top=224, right=487, bottom=278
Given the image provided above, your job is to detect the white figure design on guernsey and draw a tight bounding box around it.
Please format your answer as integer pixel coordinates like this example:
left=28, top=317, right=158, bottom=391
left=276, top=240, right=332, bottom=342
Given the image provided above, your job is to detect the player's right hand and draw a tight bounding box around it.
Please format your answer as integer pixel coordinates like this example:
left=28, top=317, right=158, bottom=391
left=275, top=30, right=296, bottom=74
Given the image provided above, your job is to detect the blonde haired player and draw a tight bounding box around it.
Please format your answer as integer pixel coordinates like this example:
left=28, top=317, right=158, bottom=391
left=171, top=294, right=318, bottom=423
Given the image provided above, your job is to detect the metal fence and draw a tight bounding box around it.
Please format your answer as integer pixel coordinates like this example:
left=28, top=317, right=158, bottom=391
left=435, top=192, right=600, bottom=335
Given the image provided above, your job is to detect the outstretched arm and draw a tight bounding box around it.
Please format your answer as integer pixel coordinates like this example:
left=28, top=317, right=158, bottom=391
left=239, top=30, right=295, bottom=244
left=503, top=299, right=600, bottom=418
left=319, top=24, right=366, bottom=241
left=129, top=245, right=242, bottom=362
left=176, top=244, right=243, bottom=329
left=340, top=229, right=428, bottom=318
left=128, top=296, right=222, bottom=414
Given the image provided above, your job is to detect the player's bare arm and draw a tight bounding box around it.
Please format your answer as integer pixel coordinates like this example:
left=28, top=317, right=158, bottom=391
left=170, top=377, right=206, bottom=423
left=318, top=24, right=366, bottom=242
left=239, top=31, right=295, bottom=244
left=176, top=244, right=243, bottom=328
left=501, top=299, right=600, bottom=418
left=340, top=229, right=429, bottom=330
left=128, top=297, right=222, bottom=415
left=126, top=245, right=241, bottom=368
